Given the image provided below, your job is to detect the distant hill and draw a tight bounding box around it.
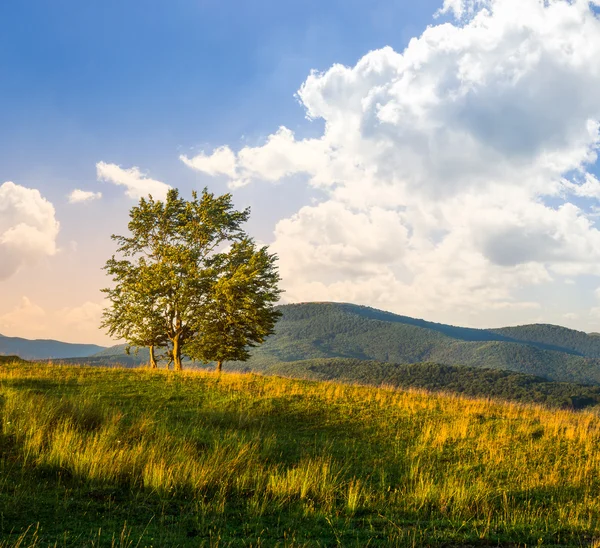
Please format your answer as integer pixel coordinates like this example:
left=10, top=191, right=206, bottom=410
left=0, top=355, right=27, bottom=364
left=0, top=334, right=105, bottom=360
left=89, top=302, right=600, bottom=386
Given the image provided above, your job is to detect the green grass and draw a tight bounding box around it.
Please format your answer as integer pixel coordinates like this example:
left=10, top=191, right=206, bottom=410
left=1, top=362, right=600, bottom=546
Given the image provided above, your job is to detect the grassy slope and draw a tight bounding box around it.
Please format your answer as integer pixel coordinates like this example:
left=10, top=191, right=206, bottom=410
left=1, top=362, right=600, bottom=546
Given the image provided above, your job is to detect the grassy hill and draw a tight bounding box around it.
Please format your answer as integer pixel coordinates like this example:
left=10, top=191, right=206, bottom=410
left=1, top=362, right=600, bottom=546
left=0, top=333, right=105, bottom=360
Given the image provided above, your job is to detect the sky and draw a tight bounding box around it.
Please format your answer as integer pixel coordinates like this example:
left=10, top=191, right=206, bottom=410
left=2, top=0, right=600, bottom=345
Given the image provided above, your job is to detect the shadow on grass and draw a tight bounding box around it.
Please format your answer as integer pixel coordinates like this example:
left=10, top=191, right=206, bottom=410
left=1, top=377, right=76, bottom=392
left=160, top=393, right=377, bottom=467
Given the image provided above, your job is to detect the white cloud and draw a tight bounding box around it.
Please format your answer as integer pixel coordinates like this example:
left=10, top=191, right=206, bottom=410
left=181, top=128, right=332, bottom=189
left=561, top=173, right=600, bottom=199
left=59, top=301, right=106, bottom=331
left=0, top=296, right=47, bottom=335
left=272, top=201, right=410, bottom=282
left=68, top=189, right=102, bottom=203
left=272, top=199, right=545, bottom=317
left=183, top=0, right=600, bottom=325
left=96, top=162, right=171, bottom=201
left=0, top=182, right=59, bottom=281
left=180, top=146, right=238, bottom=179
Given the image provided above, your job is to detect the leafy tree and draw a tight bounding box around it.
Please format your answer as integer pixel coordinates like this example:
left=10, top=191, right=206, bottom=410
left=184, top=238, right=282, bottom=372
left=101, top=259, right=167, bottom=368
left=102, top=188, right=281, bottom=371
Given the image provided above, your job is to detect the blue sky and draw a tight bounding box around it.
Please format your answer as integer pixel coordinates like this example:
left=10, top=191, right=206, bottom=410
left=2, top=0, right=600, bottom=344
left=0, top=0, right=439, bottom=173
left=0, top=0, right=442, bottom=233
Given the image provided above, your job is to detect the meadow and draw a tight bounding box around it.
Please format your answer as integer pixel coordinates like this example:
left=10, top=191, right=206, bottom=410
left=1, top=361, right=600, bottom=546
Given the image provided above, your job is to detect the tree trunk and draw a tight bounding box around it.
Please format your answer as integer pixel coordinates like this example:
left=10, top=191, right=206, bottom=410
left=216, top=360, right=223, bottom=374
left=149, top=345, right=158, bottom=369
left=173, top=335, right=183, bottom=371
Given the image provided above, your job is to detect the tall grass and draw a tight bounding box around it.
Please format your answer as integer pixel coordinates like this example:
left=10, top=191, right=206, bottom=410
left=1, top=361, right=600, bottom=545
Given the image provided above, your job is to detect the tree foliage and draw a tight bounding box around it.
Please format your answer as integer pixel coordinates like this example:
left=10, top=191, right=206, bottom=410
left=102, top=188, right=281, bottom=371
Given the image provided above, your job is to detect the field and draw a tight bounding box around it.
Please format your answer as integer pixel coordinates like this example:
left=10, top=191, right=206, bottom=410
left=1, top=362, right=600, bottom=546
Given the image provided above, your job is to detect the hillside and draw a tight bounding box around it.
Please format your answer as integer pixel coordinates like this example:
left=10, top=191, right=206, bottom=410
left=56, top=303, right=600, bottom=390
left=489, top=323, right=600, bottom=357
left=0, top=333, right=105, bottom=360
left=88, top=302, right=600, bottom=386
left=237, top=303, right=600, bottom=385
left=1, top=362, right=599, bottom=546
left=260, top=358, right=600, bottom=410
left=0, top=355, right=26, bottom=365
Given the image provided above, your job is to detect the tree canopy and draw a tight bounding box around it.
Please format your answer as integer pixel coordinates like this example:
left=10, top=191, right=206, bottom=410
left=102, top=188, right=282, bottom=371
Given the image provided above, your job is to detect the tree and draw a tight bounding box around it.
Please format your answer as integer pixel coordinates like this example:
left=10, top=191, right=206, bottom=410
left=101, top=259, right=169, bottom=368
left=102, top=188, right=282, bottom=371
left=184, top=237, right=282, bottom=372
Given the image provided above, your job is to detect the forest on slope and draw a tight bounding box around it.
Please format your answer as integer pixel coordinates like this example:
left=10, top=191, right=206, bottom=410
left=256, top=358, right=600, bottom=410
left=236, top=303, right=600, bottom=385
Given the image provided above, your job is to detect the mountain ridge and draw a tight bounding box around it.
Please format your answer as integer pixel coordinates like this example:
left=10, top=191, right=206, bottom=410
left=0, top=334, right=105, bottom=360
left=238, top=302, right=600, bottom=385
left=7, top=302, right=600, bottom=387
left=78, top=302, right=600, bottom=386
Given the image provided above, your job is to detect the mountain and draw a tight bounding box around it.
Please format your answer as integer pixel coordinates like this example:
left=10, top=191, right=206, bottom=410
left=0, top=334, right=105, bottom=360
left=88, top=302, right=600, bottom=386
left=234, top=302, right=600, bottom=385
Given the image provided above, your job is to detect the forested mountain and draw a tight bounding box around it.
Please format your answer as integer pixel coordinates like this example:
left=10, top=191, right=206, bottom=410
left=76, top=302, right=600, bottom=386
left=489, top=324, right=600, bottom=357
left=0, top=334, right=105, bottom=360
left=236, top=303, right=600, bottom=385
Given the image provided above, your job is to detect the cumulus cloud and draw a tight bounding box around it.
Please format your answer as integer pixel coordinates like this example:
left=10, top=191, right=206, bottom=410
left=181, top=128, right=332, bottom=189
left=0, top=296, right=47, bottom=335
left=561, top=173, right=600, bottom=199
left=68, top=189, right=102, bottom=203
left=183, top=0, right=600, bottom=324
left=59, top=301, right=106, bottom=332
left=180, top=146, right=238, bottom=179
left=0, top=182, right=60, bottom=281
left=96, top=162, right=171, bottom=200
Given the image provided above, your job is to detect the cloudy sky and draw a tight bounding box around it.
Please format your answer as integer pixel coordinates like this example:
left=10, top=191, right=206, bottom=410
left=2, top=0, right=600, bottom=345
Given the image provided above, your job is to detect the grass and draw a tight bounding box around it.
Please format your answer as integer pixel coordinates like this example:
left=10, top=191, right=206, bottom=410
left=1, top=362, right=600, bottom=546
